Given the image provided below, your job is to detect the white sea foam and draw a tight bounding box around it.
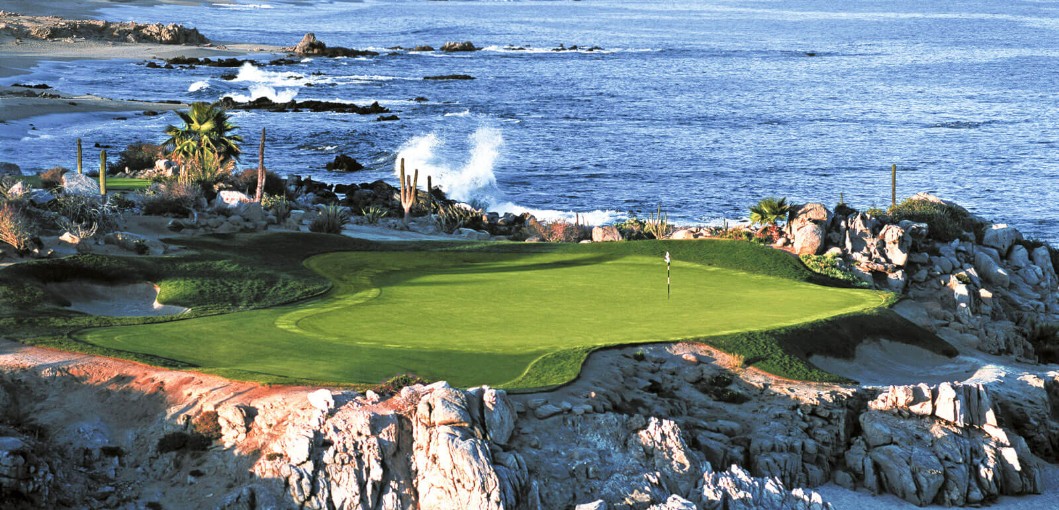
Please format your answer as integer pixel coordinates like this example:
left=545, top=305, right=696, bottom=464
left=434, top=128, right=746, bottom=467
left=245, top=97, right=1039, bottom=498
left=444, top=110, right=472, bottom=117
left=213, top=3, right=273, bottom=9
left=395, top=127, right=501, bottom=204
left=394, top=127, right=620, bottom=226
left=188, top=80, right=210, bottom=92
left=224, top=84, right=298, bottom=103
left=233, top=62, right=306, bottom=87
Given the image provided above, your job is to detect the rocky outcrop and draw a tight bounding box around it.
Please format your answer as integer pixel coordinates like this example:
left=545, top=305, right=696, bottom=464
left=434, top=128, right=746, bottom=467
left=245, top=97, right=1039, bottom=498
left=592, top=226, right=622, bottom=242
left=292, top=32, right=379, bottom=58
left=0, top=162, right=22, bottom=178
left=60, top=172, right=99, bottom=196
left=788, top=203, right=831, bottom=255
left=326, top=154, right=365, bottom=172
left=218, top=96, right=390, bottom=115
left=441, top=41, right=479, bottom=52
left=844, top=382, right=1044, bottom=506
left=0, top=12, right=209, bottom=45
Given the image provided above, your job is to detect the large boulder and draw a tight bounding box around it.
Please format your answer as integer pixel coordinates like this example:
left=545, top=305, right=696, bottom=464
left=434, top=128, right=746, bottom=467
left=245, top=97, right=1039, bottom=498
left=879, top=224, right=910, bottom=266
left=0, top=162, right=22, bottom=178
left=61, top=172, right=100, bottom=196
left=981, top=224, right=1023, bottom=253
left=325, top=154, right=364, bottom=172
left=789, top=203, right=832, bottom=256
left=974, top=251, right=1010, bottom=288
left=592, top=226, right=622, bottom=242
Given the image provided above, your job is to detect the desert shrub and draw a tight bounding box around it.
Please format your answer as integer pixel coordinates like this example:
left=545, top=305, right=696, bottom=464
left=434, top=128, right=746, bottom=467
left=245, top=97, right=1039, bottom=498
left=141, top=181, right=202, bottom=216
left=0, top=176, right=24, bottom=201
left=0, top=203, right=38, bottom=253
left=112, top=142, right=163, bottom=173
left=263, top=194, right=292, bottom=221
left=800, top=253, right=868, bottom=287
left=1029, top=322, right=1059, bottom=364
left=372, top=373, right=429, bottom=396
left=179, top=149, right=235, bottom=188
left=233, top=168, right=285, bottom=197
left=887, top=199, right=976, bottom=243
left=309, top=205, right=350, bottom=234
left=632, top=348, right=646, bottom=362
left=360, top=204, right=388, bottom=225
left=864, top=207, right=887, bottom=219
left=40, top=167, right=68, bottom=190
left=715, top=227, right=754, bottom=242
left=192, top=410, right=222, bottom=441
left=533, top=219, right=588, bottom=243
left=615, top=216, right=646, bottom=240
left=435, top=203, right=479, bottom=233
left=54, top=194, right=120, bottom=239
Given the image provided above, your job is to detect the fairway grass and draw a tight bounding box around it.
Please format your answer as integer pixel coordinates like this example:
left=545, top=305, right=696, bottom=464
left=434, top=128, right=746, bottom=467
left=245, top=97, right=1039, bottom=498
left=74, top=240, right=889, bottom=389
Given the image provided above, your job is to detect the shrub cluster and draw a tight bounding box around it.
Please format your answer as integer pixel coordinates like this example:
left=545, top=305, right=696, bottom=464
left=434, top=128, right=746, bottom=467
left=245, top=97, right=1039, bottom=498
left=113, top=142, right=163, bottom=173
left=371, top=373, right=429, bottom=396
left=884, top=199, right=976, bottom=243
left=156, top=431, right=211, bottom=453
left=0, top=202, right=38, bottom=253
left=192, top=410, right=222, bottom=441
left=233, top=168, right=286, bottom=198
left=532, top=219, right=588, bottom=242
left=800, top=253, right=869, bottom=287
left=141, top=181, right=202, bottom=216
left=40, top=167, right=68, bottom=190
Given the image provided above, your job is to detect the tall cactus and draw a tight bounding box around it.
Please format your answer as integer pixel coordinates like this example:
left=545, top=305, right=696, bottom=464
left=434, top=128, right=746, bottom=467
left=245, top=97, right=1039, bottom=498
left=891, top=163, right=897, bottom=208
left=426, top=174, right=434, bottom=214
left=76, top=138, right=83, bottom=175
left=399, top=158, right=418, bottom=225
left=255, top=128, right=266, bottom=203
left=99, top=150, right=107, bottom=195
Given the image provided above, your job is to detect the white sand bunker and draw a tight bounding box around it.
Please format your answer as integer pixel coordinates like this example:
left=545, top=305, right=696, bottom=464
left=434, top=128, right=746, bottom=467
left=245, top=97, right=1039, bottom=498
left=810, top=339, right=980, bottom=387
left=51, top=282, right=188, bottom=317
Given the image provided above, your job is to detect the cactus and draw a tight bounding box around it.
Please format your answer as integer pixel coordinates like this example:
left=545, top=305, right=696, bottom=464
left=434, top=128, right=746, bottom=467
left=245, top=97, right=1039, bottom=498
left=399, top=158, right=418, bottom=225
left=891, top=163, right=897, bottom=208
left=99, top=150, right=107, bottom=195
left=255, top=128, right=266, bottom=203
left=426, top=175, right=434, bottom=214
left=76, top=138, right=83, bottom=175
left=645, top=204, right=669, bottom=239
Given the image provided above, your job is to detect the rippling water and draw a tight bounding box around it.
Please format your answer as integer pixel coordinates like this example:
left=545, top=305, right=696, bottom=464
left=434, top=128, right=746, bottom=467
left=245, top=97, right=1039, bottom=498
left=2, top=0, right=1057, bottom=241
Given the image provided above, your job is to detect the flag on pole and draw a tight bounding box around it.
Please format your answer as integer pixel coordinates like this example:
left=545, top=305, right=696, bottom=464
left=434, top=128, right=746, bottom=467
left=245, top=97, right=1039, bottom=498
left=664, top=251, right=671, bottom=300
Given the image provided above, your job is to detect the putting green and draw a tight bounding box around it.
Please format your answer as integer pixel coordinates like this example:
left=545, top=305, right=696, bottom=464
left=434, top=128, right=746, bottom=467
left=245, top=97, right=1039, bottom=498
left=77, top=243, right=886, bottom=388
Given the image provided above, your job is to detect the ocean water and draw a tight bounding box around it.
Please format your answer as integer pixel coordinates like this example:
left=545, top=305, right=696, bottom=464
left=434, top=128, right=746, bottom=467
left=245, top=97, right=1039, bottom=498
left=2, top=0, right=1058, bottom=241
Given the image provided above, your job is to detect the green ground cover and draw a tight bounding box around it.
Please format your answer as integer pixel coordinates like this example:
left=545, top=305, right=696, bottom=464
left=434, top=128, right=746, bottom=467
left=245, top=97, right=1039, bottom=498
left=46, top=235, right=892, bottom=389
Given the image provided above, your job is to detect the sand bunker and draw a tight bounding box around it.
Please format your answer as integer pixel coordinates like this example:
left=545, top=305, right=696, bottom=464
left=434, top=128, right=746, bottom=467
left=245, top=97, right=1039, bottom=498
left=810, top=339, right=981, bottom=387
left=50, top=282, right=188, bottom=317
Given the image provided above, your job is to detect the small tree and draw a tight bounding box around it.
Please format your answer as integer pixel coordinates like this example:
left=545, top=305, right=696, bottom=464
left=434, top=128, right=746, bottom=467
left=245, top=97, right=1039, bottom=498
left=749, top=197, right=790, bottom=239
left=164, top=102, right=242, bottom=189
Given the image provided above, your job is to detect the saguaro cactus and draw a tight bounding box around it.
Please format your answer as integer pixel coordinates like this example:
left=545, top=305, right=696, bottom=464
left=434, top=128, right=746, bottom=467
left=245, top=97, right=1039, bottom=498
left=891, top=164, right=897, bottom=207
left=99, top=150, right=107, bottom=195
left=399, top=158, right=418, bottom=225
left=426, top=174, right=434, bottom=214
left=76, top=138, right=83, bottom=175
left=255, top=128, right=266, bottom=203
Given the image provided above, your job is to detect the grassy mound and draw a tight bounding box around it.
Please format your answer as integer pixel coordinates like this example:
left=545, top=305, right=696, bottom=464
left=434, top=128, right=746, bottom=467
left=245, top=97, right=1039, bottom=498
left=0, top=233, right=924, bottom=388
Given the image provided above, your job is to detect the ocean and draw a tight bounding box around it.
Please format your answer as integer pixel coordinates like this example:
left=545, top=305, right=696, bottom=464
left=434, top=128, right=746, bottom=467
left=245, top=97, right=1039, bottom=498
left=2, top=0, right=1058, bottom=242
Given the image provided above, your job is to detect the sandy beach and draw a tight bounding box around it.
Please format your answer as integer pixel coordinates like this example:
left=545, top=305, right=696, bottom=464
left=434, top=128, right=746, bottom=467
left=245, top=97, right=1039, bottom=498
left=0, top=2, right=278, bottom=123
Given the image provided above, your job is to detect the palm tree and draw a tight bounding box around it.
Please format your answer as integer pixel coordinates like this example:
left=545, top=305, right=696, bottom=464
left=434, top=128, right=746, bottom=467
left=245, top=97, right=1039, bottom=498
left=749, top=197, right=790, bottom=238
left=163, top=102, right=242, bottom=168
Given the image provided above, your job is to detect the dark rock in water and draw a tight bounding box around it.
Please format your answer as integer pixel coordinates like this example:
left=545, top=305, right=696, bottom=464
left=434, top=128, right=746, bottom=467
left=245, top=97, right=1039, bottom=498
left=145, top=61, right=173, bottom=69
left=220, top=72, right=238, bottom=81
left=424, top=74, right=475, bottom=80
left=11, top=82, right=50, bottom=89
left=805, top=51, right=817, bottom=57
left=411, top=45, right=435, bottom=52
left=268, top=58, right=300, bottom=66
left=440, top=41, right=479, bottom=52
left=217, top=96, right=390, bottom=115
left=326, top=154, right=365, bottom=172
left=293, top=32, right=379, bottom=58
left=165, top=56, right=247, bottom=67
left=553, top=44, right=604, bottom=52
left=142, top=110, right=160, bottom=116
left=376, top=115, right=400, bottom=122
left=413, top=96, right=429, bottom=102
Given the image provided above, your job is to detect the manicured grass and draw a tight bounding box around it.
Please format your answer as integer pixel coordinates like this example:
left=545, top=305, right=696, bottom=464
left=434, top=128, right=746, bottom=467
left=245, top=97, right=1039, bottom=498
left=13, top=175, right=150, bottom=191
left=62, top=236, right=889, bottom=388
left=106, top=177, right=151, bottom=191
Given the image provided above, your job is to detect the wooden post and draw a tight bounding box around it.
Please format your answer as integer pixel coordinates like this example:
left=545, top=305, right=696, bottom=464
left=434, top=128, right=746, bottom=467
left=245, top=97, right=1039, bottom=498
left=76, top=138, right=83, bottom=175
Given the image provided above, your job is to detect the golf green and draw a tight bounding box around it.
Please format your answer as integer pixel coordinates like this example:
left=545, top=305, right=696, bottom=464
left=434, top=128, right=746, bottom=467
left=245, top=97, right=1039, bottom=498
left=76, top=242, right=886, bottom=388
